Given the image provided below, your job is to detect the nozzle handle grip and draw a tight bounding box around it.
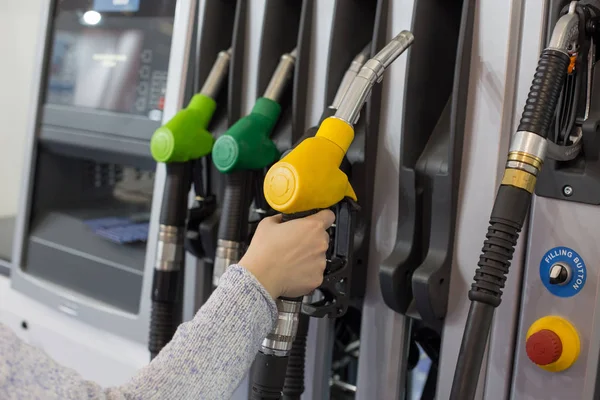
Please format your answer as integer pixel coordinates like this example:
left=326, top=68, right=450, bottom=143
left=160, top=163, right=192, bottom=227
left=217, top=171, right=253, bottom=242
left=281, top=209, right=319, bottom=222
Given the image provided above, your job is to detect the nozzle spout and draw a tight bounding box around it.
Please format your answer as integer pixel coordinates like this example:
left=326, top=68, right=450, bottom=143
left=334, top=31, right=414, bottom=125
left=547, top=2, right=579, bottom=54
left=263, top=48, right=298, bottom=103
left=331, top=42, right=372, bottom=109
left=372, top=30, right=414, bottom=72
left=200, top=48, right=232, bottom=99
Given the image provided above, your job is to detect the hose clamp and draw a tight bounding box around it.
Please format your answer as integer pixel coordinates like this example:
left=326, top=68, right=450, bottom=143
left=260, top=299, right=302, bottom=356
left=213, top=239, right=244, bottom=286
left=509, top=131, right=547, bottom=160
left=155, top=225, right=184, bottom=271
left=507, top=131, right=547, bottom=175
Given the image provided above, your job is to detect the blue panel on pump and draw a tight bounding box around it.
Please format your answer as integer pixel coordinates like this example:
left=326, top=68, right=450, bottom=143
left=539, top=246, right=587, bottom=297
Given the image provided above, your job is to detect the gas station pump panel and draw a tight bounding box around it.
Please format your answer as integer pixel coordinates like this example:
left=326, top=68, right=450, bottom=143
left=47, top=0, right=174, bottom=120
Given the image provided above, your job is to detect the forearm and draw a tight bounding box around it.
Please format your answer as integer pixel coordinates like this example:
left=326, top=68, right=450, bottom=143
left=122, top=265, right=277, bottom=399
left=0, top=265, right=277, bottom=400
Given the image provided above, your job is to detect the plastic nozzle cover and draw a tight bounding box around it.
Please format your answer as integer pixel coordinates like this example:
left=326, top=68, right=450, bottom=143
left=212, top=97, right=281, bottom=173
left=335, top=30, right=414, bottom=126
left=263, top=118, right=357, bottom=214
left=150, top=48, right=233, bottom=163
left=150, top=93, right=216, bottom=163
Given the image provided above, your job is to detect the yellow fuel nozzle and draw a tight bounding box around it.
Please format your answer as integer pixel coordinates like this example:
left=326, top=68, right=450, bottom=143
left=264, top=31, right=414, bottom=214
left=265, top=117, right=357, bottom=213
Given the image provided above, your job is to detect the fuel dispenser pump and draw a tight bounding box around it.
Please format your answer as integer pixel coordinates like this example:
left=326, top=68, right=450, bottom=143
left=148, top=49, right=231, bottom=359
left=210, top=49, right=296, bottom=289
left=250, top=31, right=414, bottom=400
left=450, top=2, right=600, bottom=399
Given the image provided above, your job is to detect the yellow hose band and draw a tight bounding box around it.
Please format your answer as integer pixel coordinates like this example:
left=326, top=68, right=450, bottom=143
left=501, top=168, right=536, bottom=193
left=508, top=151, right=543, bottom=170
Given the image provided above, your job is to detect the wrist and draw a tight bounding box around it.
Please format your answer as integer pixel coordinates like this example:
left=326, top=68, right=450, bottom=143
left=239, top=255, right=281, bottom=299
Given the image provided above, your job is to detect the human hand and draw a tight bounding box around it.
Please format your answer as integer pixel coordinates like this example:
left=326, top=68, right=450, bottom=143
left=240, top=210, right=335, bottom=299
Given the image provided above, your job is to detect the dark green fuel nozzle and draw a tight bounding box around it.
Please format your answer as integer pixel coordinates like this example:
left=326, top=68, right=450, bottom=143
left=212, top=49, right=297, bottom=173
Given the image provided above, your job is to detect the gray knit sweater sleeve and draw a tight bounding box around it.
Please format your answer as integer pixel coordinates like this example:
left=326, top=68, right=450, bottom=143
left=0, top=265, right=278, bottom=400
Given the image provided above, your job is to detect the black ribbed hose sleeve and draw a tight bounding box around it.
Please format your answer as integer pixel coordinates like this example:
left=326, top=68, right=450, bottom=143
left=282, top=313, right=310, bottom=400
left=150, top=162, right=190, bottom=359
left=217, top=171, right=253, bottom=242
left=149, top=270, right=183, bottom=359
left=149, top=302, right=170, bottom=360
left=160, top=162, right=192, bottom=226
left=468, top=185, right=531, bottom=305
left=517, top=49, right=571, bottom=138
left=250, top=352, right=290, bottom=400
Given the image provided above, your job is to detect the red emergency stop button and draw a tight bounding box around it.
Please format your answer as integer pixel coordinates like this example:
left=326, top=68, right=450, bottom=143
left=525, top=316, right=580, bottom=372
left=526, top=329, right=563, bottom=365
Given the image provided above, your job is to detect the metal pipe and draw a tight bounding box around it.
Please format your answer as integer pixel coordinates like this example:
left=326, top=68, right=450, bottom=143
left=449, top=302, right=494, bottom=400
left=331, top=43, right=372, bottom=109
left=200, top=48, right=232, bottom=99
left=263, top=49, right=298, bottom=103
left=335, top=31, right=414, bottom=125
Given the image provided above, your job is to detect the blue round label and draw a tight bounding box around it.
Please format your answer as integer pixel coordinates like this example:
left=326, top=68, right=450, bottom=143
left=540, top=246, right=586, bottom=297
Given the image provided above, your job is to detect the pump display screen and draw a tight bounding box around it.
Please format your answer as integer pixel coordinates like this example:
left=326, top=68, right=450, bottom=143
left=46, top=0, right=176, bottom=120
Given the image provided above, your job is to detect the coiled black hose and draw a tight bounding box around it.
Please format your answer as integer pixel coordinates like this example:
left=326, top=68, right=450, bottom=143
left=517, top=49, right=571, bottom=138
